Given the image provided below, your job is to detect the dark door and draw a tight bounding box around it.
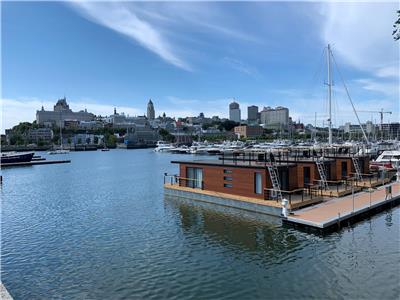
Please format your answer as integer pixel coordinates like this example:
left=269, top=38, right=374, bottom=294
left=279, top=168, right=289, bottom=190
left=341, top=161, right=347, bottom=178
left=303, top=167, right=311, bottom=186
left=325, top=164, right=331, bottom=180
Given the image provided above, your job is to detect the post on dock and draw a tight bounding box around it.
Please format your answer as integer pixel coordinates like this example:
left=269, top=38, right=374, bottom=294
left=281, top=198, right=289, bottom=218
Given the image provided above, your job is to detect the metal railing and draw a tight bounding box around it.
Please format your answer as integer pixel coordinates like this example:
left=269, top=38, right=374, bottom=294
left=264, top=186, right=322, bottom=206
left=163, top=173, right=204, bottom=189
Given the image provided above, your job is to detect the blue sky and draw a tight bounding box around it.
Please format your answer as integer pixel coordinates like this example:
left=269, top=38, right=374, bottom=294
left=2, top=1, right=399, bottom=132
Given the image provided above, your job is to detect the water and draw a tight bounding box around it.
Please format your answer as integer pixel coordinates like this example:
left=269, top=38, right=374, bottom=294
left=1, top=150, right=399, bottom=299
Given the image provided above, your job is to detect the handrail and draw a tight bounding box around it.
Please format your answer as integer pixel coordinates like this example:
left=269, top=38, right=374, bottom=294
left=163, top=174, right=204, bottom=189
left=264, top=187, right=306, bottom=194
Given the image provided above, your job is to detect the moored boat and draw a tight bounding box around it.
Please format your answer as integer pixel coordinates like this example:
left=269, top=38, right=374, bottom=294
left=1, top=152, right=35, bottom=164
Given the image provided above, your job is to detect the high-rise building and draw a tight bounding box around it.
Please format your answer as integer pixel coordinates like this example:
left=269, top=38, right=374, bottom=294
left=247, top=105, right=259, bottom=123
left=229, top=101, right=241, bottom=123
left=147, top=99, right=155, bottom=120
left=260, top=106, right=289, bottom=129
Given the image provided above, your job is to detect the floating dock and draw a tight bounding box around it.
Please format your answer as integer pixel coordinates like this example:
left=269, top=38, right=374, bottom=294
left=1, top=282, right=13, bottom=300
left=283, top=182, right=400, bottom=233
left=1, top=159, right=71, bottom=168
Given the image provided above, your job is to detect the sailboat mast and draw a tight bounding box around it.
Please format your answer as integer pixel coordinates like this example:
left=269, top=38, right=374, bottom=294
left=59, top=111, right=63, bottom=150
left=327, top=44, right=333, bottom=145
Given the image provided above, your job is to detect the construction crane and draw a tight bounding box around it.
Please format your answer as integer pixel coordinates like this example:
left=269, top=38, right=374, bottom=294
left=358, top=108, right=392, bottom=140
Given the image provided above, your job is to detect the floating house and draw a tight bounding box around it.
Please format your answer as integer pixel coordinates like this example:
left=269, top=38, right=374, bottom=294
left=164, top=146, right=396, bottom=220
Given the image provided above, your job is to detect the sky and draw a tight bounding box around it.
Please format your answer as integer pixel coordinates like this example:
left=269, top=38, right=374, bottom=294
left=1, top=1, right=399, bottom=132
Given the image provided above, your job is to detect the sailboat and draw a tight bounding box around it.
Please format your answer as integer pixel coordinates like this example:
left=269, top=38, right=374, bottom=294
left=48, top=114, right=70, bottom=155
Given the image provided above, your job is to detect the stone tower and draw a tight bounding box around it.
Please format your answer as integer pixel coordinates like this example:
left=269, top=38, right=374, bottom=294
left=147, top=99, right=155, bottom=120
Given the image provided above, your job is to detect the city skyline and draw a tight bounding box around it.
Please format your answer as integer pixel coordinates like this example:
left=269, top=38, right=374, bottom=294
left=2, top=2, right=399, bottom=132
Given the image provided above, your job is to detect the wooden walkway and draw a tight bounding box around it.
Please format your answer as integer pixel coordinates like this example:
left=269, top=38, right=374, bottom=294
left=1, top=282, right=13, bottom=300
left=284, top=182, right=400, bottom=232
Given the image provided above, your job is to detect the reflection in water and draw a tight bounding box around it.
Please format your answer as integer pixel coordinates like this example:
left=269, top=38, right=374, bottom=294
left=165, top=195, right=312, bottom=263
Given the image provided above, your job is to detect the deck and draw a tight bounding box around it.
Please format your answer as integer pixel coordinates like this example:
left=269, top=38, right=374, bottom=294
left=284, top=182, right=400, bottom=232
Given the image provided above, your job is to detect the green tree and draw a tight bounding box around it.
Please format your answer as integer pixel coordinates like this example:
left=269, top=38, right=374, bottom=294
left=106, top=135, right=117, bottom=148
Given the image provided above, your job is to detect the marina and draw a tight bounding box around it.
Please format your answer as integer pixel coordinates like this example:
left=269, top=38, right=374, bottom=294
left=164, top=144, right=400, bottom=233
left=2, top=150, right=399, bottom=299
left=2, top=2, right=399, bottom=299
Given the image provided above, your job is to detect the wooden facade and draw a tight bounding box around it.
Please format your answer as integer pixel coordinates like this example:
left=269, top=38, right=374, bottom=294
left=173, top=153, right=370, bottom=200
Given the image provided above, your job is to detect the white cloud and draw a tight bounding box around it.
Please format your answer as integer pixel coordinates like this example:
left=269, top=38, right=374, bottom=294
left=70, top=2, right=259, bottom=71
left=354, top=78, right=399, bottom=96
left=376, top=65, right=399, bottom=78
left=322, top=2, right=399, bottom=73
left=222, top=57, right=261, bottom=79
left=70, top=2, right=190, bottom=70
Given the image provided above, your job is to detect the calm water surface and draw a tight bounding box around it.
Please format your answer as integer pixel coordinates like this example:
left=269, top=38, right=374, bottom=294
left=1, top=150, right=399, bottom=299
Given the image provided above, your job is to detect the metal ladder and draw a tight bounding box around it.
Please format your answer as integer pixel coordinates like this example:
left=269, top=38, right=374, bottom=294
left=316, top=159, right=328, bottom=189
left=267, top=164, right=282, bottom=201
left=352, top=157, right=362, bottom=180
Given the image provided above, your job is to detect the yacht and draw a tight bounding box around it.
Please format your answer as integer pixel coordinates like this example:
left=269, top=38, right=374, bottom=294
left=370, top=150, right=400, bottom=170
left=1, top=152, right=35, bottom=164
left=154, top=141, right=174, bottom=152
left=48, top=149, right=70, bottom=155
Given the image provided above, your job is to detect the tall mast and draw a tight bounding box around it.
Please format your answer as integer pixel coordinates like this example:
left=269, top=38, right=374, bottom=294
left=59, top=110, right=63, bottom=150
left=327, top=44, right=333, bottom=145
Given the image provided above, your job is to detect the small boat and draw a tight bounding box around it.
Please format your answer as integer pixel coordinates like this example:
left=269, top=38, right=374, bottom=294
left=48, top=114, right=69, bottom=155
left=101, top=148, right=110, bottom=152
left=1, top=152, right=35, bottom=164
left=48, top=149, right=69, bottom=155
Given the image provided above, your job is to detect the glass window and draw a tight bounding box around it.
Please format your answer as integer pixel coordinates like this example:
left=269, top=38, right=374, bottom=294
left=224, top=183, right=233, bottom=188
left=186, top=167, right=203, bottom=189
left=224, top=176, right=232, bottom=181
left=223, top=169, right=232, bottom=174
left=254, top=172, right=262, bottom=194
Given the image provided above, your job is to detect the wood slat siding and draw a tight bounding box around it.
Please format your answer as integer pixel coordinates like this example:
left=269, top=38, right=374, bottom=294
left=179, top=163, right=268, bottom=199
left=177, top=156, right=370, bottom=199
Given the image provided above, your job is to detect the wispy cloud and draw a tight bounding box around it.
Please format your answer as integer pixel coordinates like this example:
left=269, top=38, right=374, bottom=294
left=222, top=57, right=261, bottom=79
left=322, top=2, right=399, bottom=74
left=70, top=2, right=259, bottom=71
left=354, top=78, right=399, bottom=96
left=70, top=2, right=190, bottom=70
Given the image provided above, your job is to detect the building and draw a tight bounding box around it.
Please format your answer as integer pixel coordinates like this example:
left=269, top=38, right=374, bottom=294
left=229, top=101, right=241, bottom=123
left=172, top=132, right=193, bottom=145
left=36, top=97, right=95, bottom=127
left=381, top=123, right=400, bottom=139
left=147, top=99, right=155, bottom=120
left=234, top=125, right=263, bottom=138
left=124, top=124, right=159, bottom=148
left=247, top=106, right=259, bottom=124
left=167, top=147, right=370, bottom=214
left=27, top=128, right=54, bottom=143
left=260, top=106, right=289, bottom=129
